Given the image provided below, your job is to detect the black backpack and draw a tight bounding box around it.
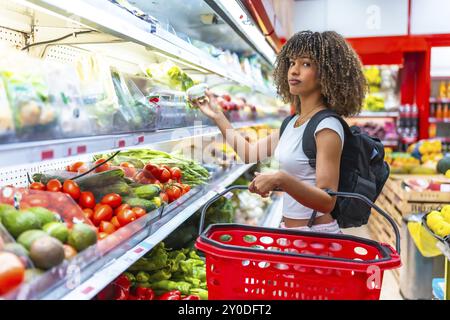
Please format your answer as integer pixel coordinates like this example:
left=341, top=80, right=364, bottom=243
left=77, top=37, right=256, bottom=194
left=279, top=110, right=390, bottom=228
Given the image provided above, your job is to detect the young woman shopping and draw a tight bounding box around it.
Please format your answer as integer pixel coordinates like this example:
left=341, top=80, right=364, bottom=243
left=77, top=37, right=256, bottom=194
left=190, top=31, right=367, bottom=233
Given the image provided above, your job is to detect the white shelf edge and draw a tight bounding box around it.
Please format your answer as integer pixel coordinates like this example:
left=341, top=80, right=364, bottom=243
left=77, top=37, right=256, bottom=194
left=60, top=163, right=254, bottom=300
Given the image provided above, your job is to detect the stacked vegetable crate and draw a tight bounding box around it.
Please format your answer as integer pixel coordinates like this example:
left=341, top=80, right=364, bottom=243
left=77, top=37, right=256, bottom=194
left=368, top=174, right=449, bottom=283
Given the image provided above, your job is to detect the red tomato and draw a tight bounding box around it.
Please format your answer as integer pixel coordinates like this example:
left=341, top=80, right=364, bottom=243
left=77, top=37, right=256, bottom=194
left=79, top=192, right=96, bottom=209
left=63, top=180, right=81, bottom=201
left=159, top=192, right=169, bottom=203
left=29, top=182, right=46, bottom=191
left=167, top=186, right=182, bottom=202
left=159, top=168, right=171, bottom=183
left=99, top=221, right=116, bottom=234
left=77, top=164, right=89, bottom=174
left=98, top=232, right=109, bottom=240
left=83, top=208, right=94, bottom=220
left=94, top=159, right=111, bottom=173
left=170, top=167, right=182, bottom=181
left=94, top=203, right=102, bottom=212
left=50, top=192, right=72, bottom=210
left=111, top=216, right=121, bottom=229
left=114, top=204, right=131, bottom=216
left=116, top=209, right=136, bottom=227
left=101, top=193, right=122, bottom=209
left=93, top=204, right=113, bottom=226
left=70, top=162, right=86, bottom=172
left=0, top=252, right=25, bottom=295
left=46, top=179, right=62, bottom=192
left=24, top=194, right=49, bottom=208
left=132, top=207, right=146, bottom=218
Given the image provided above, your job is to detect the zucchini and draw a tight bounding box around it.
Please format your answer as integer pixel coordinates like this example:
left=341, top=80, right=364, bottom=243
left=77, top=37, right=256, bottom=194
left=133, top=184, right=161, bottom=200
left=91, top=181, right=134, bottom=201
left=123, top=197, right=157, bottom=212
left=77, top=169, right=125, bottom=190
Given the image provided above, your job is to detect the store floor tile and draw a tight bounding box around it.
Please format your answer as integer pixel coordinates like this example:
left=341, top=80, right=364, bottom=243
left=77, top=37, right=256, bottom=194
left=343, top=226, right=404, bottom=300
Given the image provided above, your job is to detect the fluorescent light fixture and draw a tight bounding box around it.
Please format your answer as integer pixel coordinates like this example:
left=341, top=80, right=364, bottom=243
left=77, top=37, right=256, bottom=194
left=213, top=0, right=276, bottom=64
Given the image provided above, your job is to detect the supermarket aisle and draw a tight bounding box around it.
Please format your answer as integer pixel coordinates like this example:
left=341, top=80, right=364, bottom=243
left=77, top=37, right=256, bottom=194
left=343, top=226, right=404, bottom=300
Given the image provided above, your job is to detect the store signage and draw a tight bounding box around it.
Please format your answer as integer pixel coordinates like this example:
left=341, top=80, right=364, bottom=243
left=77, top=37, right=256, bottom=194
left=293, top=0, right=408, bottom=37
left=411, top=0, right=450, bottom=34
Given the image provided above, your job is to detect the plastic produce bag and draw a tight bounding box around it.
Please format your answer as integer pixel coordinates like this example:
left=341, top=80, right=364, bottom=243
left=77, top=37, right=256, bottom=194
left=407, top=221, right=442, bottom=257
left=73, top=53, right=119, bottom=134
left=0, top=76, right=15, bottom=142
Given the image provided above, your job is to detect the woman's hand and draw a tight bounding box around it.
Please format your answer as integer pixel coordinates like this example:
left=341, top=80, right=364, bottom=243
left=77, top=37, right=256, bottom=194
left=249, top=171, right=283, bottom=197
left=189, top=90, right=224, bottom=121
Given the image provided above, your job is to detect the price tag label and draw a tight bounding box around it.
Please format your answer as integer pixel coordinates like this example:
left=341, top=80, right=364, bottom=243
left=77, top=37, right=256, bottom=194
left=117, top=140, right=126, bottom=148
left=77, top=145, right=87, bottom=154
left=41, top=150, right=54, bottom=160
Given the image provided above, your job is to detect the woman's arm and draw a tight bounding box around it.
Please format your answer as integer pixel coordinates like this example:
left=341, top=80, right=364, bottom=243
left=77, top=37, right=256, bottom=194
left=191, top=91, right=279, bottom=163
left=249, top=128, right=342, bottom=213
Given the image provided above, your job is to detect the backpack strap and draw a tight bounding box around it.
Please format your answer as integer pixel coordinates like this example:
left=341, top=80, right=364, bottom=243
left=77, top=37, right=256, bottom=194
left=302, top=109, right=351, bottom=169
left=279, top=114, right=296, bottom=138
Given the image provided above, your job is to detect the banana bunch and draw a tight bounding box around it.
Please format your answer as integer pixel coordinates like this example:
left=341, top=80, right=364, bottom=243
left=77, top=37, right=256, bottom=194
left=363, top=94, right=385, bottom=111
left=363, top=67, right=381, bottom=87
left=426, top=205, right=450, bottom=238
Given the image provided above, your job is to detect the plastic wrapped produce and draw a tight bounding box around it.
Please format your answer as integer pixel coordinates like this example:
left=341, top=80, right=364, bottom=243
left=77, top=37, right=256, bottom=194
left=0, top=76, right=15, bottom=142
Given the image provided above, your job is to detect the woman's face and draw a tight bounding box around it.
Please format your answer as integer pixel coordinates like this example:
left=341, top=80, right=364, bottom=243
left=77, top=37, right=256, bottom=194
left=287, top=56, right=320, bottom=96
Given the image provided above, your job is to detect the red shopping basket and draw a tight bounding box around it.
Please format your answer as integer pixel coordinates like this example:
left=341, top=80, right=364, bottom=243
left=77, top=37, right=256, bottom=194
left=195, top=185, right=401, bottom=300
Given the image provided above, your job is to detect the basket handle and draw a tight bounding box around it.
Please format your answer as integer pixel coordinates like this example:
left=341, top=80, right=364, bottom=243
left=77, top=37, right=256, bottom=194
left=323, top=189, right=401, bottom=254
left=199, top=185, right=248, bottom=235
left=199, top=186, right=400, bottom=254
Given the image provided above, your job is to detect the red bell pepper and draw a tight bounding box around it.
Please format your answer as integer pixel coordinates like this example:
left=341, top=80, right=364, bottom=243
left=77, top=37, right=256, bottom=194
left=182, top=295, right=200, bottom=300
left=115, top=274, right=131, bottom=290
left=158, top=290, right=181, bottom=300
left=113, top=286, right=130, bottom=300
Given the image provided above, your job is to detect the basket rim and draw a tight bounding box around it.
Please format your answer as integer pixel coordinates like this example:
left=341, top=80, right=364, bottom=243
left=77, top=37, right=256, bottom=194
left=198, top=223, right=400, bottom=266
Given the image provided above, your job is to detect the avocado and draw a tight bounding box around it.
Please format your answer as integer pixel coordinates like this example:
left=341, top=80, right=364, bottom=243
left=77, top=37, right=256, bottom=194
left=2, top=210, right=41, bottom=238
left=0, top=204, right=17, bottom=222
left=17, top=230, right=48, bottom=250
left=29, top=236, right=65, bottom=270
left=43, top=222, right=69, bottom=244
left=28, top=207, right=60, bottom=226
left=67, top=223, right=97, bottom=252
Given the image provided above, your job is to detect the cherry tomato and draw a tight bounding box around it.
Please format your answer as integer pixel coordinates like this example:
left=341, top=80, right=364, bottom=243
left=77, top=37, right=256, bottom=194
left=29, top=182, right=46, bottom=191
left=101, top=193, right=122, bottom=209
left=170, top=167, right=182, bottom=181
left=51, top=192, right=72, bottom=211
left=132, top=207, right=146, bottom=219
left=159, top=168, right=171, bottom=183
left=98, top=232, right=109, bottom=240
left=77, top=164, right=89, bottom=174
left=69, top=162, right=86, bottom=173
left=111, top=216, right=121, bottom=229
left=46, top=179, right=62, bottom=192
left=0, top=252, right=25, bottom=295
left=94, top=203, right=103, bottom=212
left=93, top=204, right=113, bottom=226
left=99, top=221, right=116, bottom=234
left=83, top=208, right=94, bottom=220
left=182, top=184, right=191, bottom=194
left=159, top=192, right=169, bottom=203
left=166, top=186, right=181, bottom=202
left=94, top=159, right=111, bottom=173
left=79, top=191, right=96, bottom=209
left=63, top=180, right=81, bottom=201
left=114, top=204, right=131, bottom=216
left=116, top=209, right=136, bottom=227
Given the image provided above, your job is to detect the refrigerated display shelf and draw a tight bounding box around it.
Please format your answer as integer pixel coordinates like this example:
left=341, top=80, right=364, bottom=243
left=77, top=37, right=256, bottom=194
left=0, top=118, right=274, bottom=167
left=24, top=0, right=275, bottom=97
left=430, top=97, right=450, bottom=103
left=38, top=163, right=254, bottom=300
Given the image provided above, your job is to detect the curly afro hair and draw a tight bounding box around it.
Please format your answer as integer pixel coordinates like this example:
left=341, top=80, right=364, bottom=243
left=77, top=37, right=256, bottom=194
left=273, top=31, right=367, bottom=117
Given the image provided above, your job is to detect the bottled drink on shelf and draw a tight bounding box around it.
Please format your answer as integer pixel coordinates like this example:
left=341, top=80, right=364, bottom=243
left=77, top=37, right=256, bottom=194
left=444, top=103, right=449, bottom=120
left=439, top=81, right=447, bottom=99
left=436, top=103, right=443, bottom=119
left=447, top=82, right=450, bottom=99
left=430, top=102, right=436, bottom=118
left=411, top=104, right=418, bottom=128
left=429, top=123, right=437, bottom=138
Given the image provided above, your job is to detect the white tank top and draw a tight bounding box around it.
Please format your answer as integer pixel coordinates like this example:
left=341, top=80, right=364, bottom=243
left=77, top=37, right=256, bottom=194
left=274, top=114, right=344, bottom=219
